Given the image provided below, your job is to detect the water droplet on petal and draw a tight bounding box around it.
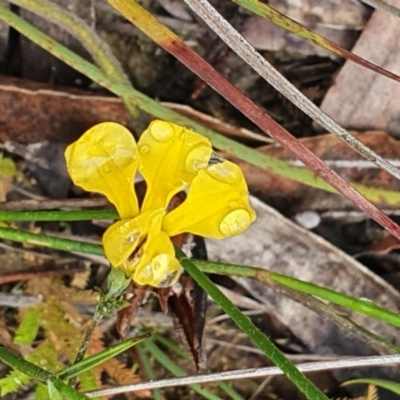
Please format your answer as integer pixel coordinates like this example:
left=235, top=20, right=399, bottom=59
left=186, top=145, right=212, bottom=172
left=150, top=121, right=175, bottom=142
left=219, top=209, right=252, bottom=236
left=125, top=231, right=140, bottom=244
left=181, top=133, right=187, bottom=140
left=148, top=254, right=181, bottom=287
left=207, top=162, right=239, bottom=184
left=140, top=145, right=150, bottom=154
left=186, top=142, right=193, bottom=147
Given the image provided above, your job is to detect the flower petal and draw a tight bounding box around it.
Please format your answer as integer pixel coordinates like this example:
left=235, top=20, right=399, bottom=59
left=162, top=160, right=256, bottom=239
left=65, top=122, right=139, bottom=219
left=133, top=231, right=181, bottom=287
left=103, top=208, right=181, bottom=287
left=138, top=120, right=212, bottom=212
left=102, top=209, right=161, bottom=268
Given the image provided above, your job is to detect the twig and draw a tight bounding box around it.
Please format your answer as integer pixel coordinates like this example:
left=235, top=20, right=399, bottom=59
left=85, top=354, right=400, bottom=397
left=184, top=0, right=400, bottom=183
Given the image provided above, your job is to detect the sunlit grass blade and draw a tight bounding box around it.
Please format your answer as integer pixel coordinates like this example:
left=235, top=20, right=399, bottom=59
left=56, top=333, right=151, bottom=380
left=232, top=0, right=400, bottom=83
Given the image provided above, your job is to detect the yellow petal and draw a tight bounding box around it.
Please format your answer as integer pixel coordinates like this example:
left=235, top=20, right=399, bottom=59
left=162, top=160, right=256, bottom=239
left=102, top=209, right=161, bottom=268
left=65, top=122, right=139, bottom=219
left=103, top=208, right=181, bottom=287
left=133, top=231, right=181, bottom=287
left=138, top=120, right=213, bottom=212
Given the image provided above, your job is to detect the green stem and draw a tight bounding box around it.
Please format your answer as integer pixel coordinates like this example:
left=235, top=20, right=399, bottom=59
left=0, top=226, right=103, bottom=255
left=177, top=250, right=329, bottom=400
left=9, top=0, right=139, bottom=120
left=0, top=209, right=118, bottom=221
left=193, top=259, right=400, bottom=330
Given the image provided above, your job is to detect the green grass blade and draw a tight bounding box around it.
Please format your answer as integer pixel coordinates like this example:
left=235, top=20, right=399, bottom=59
left=154, top=334, right=244, bottom=400
left=49, top=378, right=91, bottom=400
left=142, top=340, right=223, bottom=400
left=136, top=343, right=162, bottom=400
left=0, top=210, right=118, bottom=221
left=57, top=333, right=151, bottom=380
left=0, top=347, right=50, bottom=382
left=193, top=258, right=400, bottom=331
left=0, top=226, right=103, bottom=255
left=263, top=270, right=400, bottom=329
left=177, top=252, right=328, bottom=400
left=342, top=378, right=400, bottom=395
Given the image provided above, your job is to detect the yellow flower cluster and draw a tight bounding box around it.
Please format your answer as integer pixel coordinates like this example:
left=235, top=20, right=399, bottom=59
left=65, top=120, right=255, bottom=287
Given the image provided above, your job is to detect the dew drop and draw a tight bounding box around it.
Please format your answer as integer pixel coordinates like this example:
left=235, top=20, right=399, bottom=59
left=186, top=142, right=193, bottom=147
left=148, top=254, right=181, bottom=287
left=219, top=209, right=252, bottom=236
left=150, top=121, right=175, bottom=142
left=125, top=231, right=140, bottom=244
left=185, top=145, right=212, bottom=172
left=207, top=162, right=238, bottom=184
left=140, top=144, right=150, bottom=154
left=181, top=133, right=187, bottom=140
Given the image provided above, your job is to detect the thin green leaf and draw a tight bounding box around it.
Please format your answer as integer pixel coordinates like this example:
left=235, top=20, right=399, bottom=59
left=154, top=334, right=244, bottom=400
left=193, top=258, right=400, bottom=332
left=0, top=226, right=103, bottom=255
left=57, top=333, right=151, bottom=380
left=176, top=251, right=329, bottom=400
left=0, top=209, right=118, bottom=221
left=0, top=347, right=50, bottom=382
left=143, top=340, right=223, bottom=400
left=49, top=378, right=91, bottom=400
left=137, top=343, right=162, bottom=400
left=343, top=378, right=400, bottom=395
left=262, top=270, right=400, bottom=329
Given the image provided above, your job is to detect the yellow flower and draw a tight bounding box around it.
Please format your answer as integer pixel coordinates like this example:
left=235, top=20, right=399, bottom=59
left=65, top=120, right=256, bottom=287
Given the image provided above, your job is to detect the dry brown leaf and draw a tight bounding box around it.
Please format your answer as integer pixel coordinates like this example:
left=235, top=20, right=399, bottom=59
left=319, top=5, right=400, bottom=136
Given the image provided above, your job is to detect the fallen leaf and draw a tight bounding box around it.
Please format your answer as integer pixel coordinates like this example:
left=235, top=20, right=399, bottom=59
left=319, top=6, right=400, bottom=136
